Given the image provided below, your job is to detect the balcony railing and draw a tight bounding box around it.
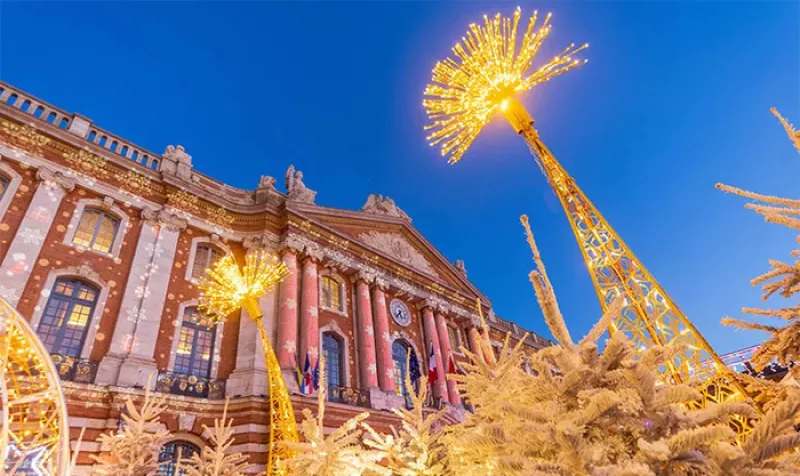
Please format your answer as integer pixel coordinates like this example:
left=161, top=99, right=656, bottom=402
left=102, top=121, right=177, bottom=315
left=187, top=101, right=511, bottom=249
left=327, top=385, right=370, bottom=408
left=51, top=354, right=98, bottom=383
left=155, top=371, right=225, bottom=399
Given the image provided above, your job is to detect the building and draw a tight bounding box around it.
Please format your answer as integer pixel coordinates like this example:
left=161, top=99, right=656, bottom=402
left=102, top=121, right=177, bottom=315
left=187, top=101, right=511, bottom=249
left=0, top=80, right=551, bottom=474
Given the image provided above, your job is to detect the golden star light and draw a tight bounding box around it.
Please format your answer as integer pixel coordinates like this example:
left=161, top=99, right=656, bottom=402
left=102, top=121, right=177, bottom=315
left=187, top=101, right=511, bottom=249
left=423, top=7, right=587, bottom=164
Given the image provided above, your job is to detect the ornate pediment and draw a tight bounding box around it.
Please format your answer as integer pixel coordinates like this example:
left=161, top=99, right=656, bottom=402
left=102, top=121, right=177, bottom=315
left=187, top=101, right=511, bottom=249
left=358, top=231, right=438, bottom=278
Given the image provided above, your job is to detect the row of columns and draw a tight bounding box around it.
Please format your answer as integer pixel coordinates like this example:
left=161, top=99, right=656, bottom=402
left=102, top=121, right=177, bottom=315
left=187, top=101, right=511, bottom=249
left=275, top=243, right=466, bottom=405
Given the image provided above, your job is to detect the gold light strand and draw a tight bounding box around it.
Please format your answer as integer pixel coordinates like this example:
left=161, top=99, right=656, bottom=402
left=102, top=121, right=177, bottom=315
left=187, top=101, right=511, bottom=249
left=197, top=249, right=298, bottom=475
left=423, top=7, right=587, bottom=164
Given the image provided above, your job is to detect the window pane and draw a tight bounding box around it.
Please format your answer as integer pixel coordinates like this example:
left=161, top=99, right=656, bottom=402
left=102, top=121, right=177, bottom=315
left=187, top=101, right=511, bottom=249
left=323, top=333, right=342, bottom=388
left=192, top=245, right=223, bottom=280
left=392, top=340, right=414, bottom=396
left=72, top=210, right=100, bottom=247
left=37, top=279, right=99, bottom=357
left=173, top=308, right=215, bottom=378
left=92, top=214, right=118, bottom=252
left=157, top=441, right=198, bottom=476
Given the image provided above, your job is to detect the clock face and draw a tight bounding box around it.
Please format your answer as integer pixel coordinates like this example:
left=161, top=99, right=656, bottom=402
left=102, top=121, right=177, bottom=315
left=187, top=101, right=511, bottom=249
left=389, top=299, right=411, bottom=327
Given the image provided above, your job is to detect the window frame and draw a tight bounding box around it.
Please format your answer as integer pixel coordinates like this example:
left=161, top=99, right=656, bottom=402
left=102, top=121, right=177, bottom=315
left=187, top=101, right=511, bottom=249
left=322, top=331, right=344, bottom=389
left=63, top=199, right=129, bottom=258
left=392, top=339, right=419, bottom=397
left=172, top=307, right=216, bottom=379
left=0, top=161, right=22, bottom=222
left=157, top=440, right=200, bottom=476
left=35, top=277, right=100, bottom=358
left=168, top=301, right=224, bottom=379
left=71, top=208, right=120, bottom=253
left=319, top=274, right=345, bottom=314
left=184, top=236, right=231, bottom=283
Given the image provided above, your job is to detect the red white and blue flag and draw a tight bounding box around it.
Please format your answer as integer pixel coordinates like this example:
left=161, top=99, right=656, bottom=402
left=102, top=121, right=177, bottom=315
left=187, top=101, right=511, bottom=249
left=428, top=341, right=438, bottom=384
left=299, top=354, right=313, bottom=394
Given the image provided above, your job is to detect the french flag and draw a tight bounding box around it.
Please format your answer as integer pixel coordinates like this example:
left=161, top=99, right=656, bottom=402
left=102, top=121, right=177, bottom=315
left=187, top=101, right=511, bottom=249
left=300, top=354, right=312, bottom=394
left=448, top=353, right=458, bottom=375
left=428, top=341, right=438, bottom=384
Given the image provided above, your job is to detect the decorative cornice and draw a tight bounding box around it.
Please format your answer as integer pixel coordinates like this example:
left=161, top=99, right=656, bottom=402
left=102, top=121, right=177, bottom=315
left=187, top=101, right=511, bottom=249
left=36, top=167, right=76, bottom=191
left=63, top=148, right=109, bottom=180
left=141, top=207, right=187, bottom=232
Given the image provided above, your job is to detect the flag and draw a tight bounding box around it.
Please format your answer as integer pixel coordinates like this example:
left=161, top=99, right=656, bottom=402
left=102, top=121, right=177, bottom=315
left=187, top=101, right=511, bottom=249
left=428, top=341, right=438, bottom=384
left=448, top=353, right=457, bottom=375
left=300, top=354, right=312, bottom=394
left=294, top=354, right=303, bottom=391
left=312, top=357, right=320, bottom=391
left=409, top=350, right=421, bottom=384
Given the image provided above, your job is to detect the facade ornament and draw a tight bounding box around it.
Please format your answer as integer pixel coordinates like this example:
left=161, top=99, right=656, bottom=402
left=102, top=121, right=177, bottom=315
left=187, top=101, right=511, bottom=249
left=285, top=165, right=317, bottom=204
left=373, top=277, right=386, bottom=290
left=243, top=233, right=279, bottom=251
left=258, top=175, right=276, bottom=190
left=178, top=413, right=196, bottom=432
left=255, top=175, right=284, bottom=207
left=469, top=316, right=482, bottom=329
left=63, top=148, right=108, bottom=179
left=166, top=189, right=200, bottom=216
left=358, top=231, right=438, bottom=278
left=161, top=145, right=193, bottom=181
left=102, top=196, right=115, bottom=208
left=487, top=309, right=497, bottom=323
left=119, top=169, right=151, bottom=194
left=141, top=207, right=187, bottom=232
left=303, top=243, right=325, bottom=262
left=74, top=264, right=101, bottom=283
left=36, top=167, right=76, bottom=191
left=280, top=233, right=307, bottom=254
left=204, top=205, right=234, bottom=228
left=1, top=120, right=51, bottom=154
left=455, top=259, right=467, bottom=277
left=361, top=194, right=410, bottom=221
left=357, top=270, right=377, bottom=284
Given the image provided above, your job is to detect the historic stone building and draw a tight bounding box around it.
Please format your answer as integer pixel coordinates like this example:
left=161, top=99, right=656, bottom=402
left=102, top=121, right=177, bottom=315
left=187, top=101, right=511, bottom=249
left=0, top=80, right=551, bottom=474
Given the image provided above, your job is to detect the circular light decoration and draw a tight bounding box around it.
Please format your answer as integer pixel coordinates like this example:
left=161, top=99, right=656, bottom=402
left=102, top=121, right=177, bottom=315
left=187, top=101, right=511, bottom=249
left=389, top=299, right=411, bottom=327
left=0, top=297, right=71, bottom=475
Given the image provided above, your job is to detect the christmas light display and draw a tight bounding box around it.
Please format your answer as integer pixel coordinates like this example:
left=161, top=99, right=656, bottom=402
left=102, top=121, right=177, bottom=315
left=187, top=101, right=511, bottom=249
left=197, top=250, right=297, bottom=475
left=423, top=7, right=755, bottom=435
left=0, top=298, right=70, bottom=475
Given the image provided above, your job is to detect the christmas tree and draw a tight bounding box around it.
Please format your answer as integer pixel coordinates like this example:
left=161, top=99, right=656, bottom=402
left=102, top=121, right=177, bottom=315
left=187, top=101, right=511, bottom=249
left=179, top=399, right=249, bottom=476
left=719, top=108, right=800, bottom=378
left=90, top=384, right=171, bottom=476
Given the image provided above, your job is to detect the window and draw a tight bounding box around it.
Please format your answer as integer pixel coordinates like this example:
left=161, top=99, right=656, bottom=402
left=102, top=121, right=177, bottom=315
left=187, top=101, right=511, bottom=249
left=320, top=275, right=343, bottom=312
left=322, top=332, right=343, bottom=389
left=392, top=340, right=417, bottom=397
left=36, top=278, right=99, bottom=357
left=191, top=244, right=224, bottom=280
left=157, top=440, right=199, bottom=476
left=72, top=208, right=120, bottom=253
left=174, top=307, right=216, bottom=379
left=0, top=175, right=8, bottom=200
left=447, top=326, right=461, bottom=354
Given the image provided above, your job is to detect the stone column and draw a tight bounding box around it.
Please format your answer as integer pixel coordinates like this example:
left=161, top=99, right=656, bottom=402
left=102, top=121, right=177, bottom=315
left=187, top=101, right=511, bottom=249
left=371, top=280, right=395, bottom=392
left=95, top=208, right=185, bottom=388
left=299, top=251, right=322, bottom=374
left=276, top=247, right=300, bottom=369
left=0, top=168, right=74, bottom=306
left=467, top=326, right=483, bottom=363
left=421, top=302, right=448, bottom=402
left=355, top=273, right=378, bottom=389
left=436, top=311, right=460, bottom=404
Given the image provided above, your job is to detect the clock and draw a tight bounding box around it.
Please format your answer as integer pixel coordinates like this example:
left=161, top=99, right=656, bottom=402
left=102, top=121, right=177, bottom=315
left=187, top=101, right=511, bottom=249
left=389, top=299, right=411, bottom=327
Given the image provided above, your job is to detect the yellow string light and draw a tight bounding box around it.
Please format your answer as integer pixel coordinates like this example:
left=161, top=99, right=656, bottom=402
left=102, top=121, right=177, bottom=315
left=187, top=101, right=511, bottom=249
left=197, top=249, right=298, bottom=475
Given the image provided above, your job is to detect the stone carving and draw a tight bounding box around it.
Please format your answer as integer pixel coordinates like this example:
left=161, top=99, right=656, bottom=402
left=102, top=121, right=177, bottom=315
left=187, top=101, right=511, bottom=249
left=141, top=207, right=188, bottom=232
left=285, top=165, right=316, bottom=204
left=362, top=194, right=410, bottom=221
left=243, top=233, right=279, bottom=250
left=255, top=175, right=283, bottom=207
left=358, top=231, right=438, bottom=277
left=36, top=167, right=76, bottom=191
left=455, top=259, right=467, bottom=278
left=258, top=175, right=276, bottom=189
left=64, top=149, right=108, bottom=179
left=162, top=145, right=193, bottom=181
left=74, top=264, right=101, bottom=283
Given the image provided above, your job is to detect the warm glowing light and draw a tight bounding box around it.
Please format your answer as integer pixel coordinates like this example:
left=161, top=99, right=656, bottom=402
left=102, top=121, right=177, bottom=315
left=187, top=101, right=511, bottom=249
left=197, top=250, right=289, bottom=321
left=423, top=7, right=588, bottom=164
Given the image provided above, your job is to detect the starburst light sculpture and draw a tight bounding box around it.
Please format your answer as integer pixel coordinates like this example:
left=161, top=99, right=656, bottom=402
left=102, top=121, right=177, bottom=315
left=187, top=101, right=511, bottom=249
left=423, top=7, right=757, bottom=437
left=197, top=250, right=297, bottom=475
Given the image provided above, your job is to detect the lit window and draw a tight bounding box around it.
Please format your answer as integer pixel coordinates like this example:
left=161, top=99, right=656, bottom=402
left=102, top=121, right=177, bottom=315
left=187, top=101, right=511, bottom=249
left=191, top=244, right=224, bottom=280
left=0, top=175, right=9, bottom=199
left=174, top=307, right=216, bottom=379
left=72, top=208, right=120, bottom=253
left=37, top=278, right=99, bottom=357
left=157, top=440, right=199, bottom=476
left=320, top=276, right=343, bottom=312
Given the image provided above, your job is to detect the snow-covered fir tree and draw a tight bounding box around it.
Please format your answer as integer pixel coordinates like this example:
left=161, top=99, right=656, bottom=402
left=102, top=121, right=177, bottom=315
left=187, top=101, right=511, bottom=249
left=178, top=399, right=249, bottom=476
left=91, top=385, right=171, bottom=476
left=363, top=352, right=449, bottom=476
left=439, top=216, right=800, bottom=475
left=719, top=108, right=800, bottom=378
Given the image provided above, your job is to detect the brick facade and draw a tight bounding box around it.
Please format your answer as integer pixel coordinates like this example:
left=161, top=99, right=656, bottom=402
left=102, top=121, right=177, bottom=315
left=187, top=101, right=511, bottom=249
left=0, top=80, right=551, bottom=474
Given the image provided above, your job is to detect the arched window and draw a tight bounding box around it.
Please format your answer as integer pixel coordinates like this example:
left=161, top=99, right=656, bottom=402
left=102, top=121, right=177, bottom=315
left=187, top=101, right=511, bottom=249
left=157, top=440, right=199, bottom=476
left=392, top=340, right=417, bottom=397
left=322, top=332, right=343, bottom=390
left=0, top=175, right=9, bottom=200
left=320, top=275, right=343, bottom=312
left=174, top=307, right=216, bottom=378
left=191, top=243, right=224, bottom=280
left=36, top=278, right=99, bottom=357
left=72, top=208, right=120, bottom=253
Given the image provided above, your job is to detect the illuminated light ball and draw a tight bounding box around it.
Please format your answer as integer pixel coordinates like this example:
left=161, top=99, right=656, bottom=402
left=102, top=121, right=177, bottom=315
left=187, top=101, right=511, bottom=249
left=38, top=259, right=49, bottom=267
left=77, top=189, right=86, bottom=196
left=19, top=185, right=29, bottom=192
left=62, top=212, right=70, bottom=218
left=96, top=332, right=106, bottom=341
left=167, top=293, right=175, bottom=300
left=0, top=224, right=9, bottom=232
left=109, top=280, right=116, bottom=288
left=56, top=225, right=66, bottom=233
left=113, top=258, right=122, bottom=264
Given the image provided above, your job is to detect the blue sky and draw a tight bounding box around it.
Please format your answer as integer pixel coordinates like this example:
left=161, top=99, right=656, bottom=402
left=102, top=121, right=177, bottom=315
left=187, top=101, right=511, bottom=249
left=1, top=2, right=798, bottom=354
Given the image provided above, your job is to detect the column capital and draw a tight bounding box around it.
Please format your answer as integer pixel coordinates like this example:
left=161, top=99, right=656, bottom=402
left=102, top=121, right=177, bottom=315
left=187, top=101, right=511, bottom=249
left=36, top=167, right=75, bottom=191
left=243, top=233, right=279, bottom=251
left=468, top=316, right=482, bottom=330
left=356, top=270, right=377, bottom=285
left=280, top=233, right=306, bottom=254
left=303, top=246, right=324, bottom=263
left=141, top=207, right=187, bottom=232
left=421, top=299, right=437, bottom=313
left=372, top=277, right=387, bottom=291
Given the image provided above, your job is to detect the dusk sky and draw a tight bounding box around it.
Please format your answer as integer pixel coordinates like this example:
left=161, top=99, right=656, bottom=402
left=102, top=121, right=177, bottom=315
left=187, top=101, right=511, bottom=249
left=1, top=1, right=797, bottom=354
